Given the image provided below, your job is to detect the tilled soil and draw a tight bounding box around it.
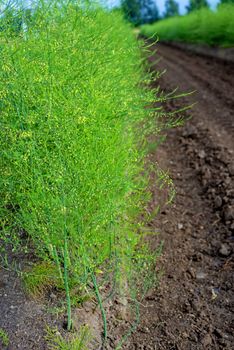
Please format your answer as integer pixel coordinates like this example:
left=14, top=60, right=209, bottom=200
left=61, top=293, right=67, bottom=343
left=127, top=43, right=234, bottom=349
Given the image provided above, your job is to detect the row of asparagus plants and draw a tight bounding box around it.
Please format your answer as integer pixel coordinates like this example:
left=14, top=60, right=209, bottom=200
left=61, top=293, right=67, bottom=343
left=0, top=0, right=170, bottom=343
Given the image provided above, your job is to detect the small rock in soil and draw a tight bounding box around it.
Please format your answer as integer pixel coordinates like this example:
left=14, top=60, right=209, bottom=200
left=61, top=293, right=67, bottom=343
left=214, top=196, right=222, bottom=209
left=140, top=326, right=150, bottom=334
left=223, top=205, right=234, bottom=221
left=196, top=271, right=207, bottom=280
left=201, top=333, right=212, bottom=347
left=219, top=244, right=232, bottom=257
left=201, top=166, right=211, bottom=181
left=198, top=150, right=206, bottom=159
left=50, top=293, right=57, bottom=300
left=182, top=124, right=197, bottom=138
left=189, top=333, right=198, bottom=342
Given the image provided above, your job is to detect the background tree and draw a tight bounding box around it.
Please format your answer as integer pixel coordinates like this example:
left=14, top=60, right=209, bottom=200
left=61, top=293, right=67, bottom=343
left=121, top=0, right=141, bottom=24
left=164, top=0, right=179, bottom=18
left=141, top=0, right=160, bottom=24
left=0, top=6, right=22, bottom=35
left=219, top=0, right=234, bottom=4
left=186, top=0, right=209, bottom=13
left=121, top=0, right=160, bottom=25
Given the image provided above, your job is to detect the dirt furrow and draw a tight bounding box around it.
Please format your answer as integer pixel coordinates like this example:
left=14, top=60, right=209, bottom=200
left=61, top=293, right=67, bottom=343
left=155, top=43, right=234, bottom=99
left=126, top=43, right=234, bottom=350
left=149, top=43, right=234, bottom=150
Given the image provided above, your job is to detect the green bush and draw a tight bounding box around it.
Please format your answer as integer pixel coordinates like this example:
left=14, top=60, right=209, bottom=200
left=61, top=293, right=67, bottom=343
left=0, top=0, right=161, bottom=331
left=141, top=4, right=234, bottom=47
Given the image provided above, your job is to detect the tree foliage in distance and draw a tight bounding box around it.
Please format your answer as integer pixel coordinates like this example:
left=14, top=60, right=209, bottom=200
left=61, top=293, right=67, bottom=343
left=0, top=4, right=35, bottom=36
left=219, top=0, right=234, bottom=4
left=164, top=0, right=179, bottom=18
left=0, top=6, right=22, bottom=35
left=141, top=0, right=160, bottom=24
left=121, top=0, right=141, bottom=25
left=121, top=0, right=160, bottom=25
left=186, top=0, right=209, bottom=13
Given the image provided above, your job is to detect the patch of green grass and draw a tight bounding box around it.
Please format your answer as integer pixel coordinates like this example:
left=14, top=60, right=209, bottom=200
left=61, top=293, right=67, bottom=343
left=141, top=4, right=234, bottom=47
left=23, top=262, right=61, bottom=297
left=0, top=328, right=9, bottom=347
left=45, top=326, right=90, bottom=350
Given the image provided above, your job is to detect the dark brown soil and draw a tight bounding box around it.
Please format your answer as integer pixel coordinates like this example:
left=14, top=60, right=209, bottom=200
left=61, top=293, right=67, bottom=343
left=126, top=43, right=234, bottom=349
left=0, top=251, right=63, bottom=349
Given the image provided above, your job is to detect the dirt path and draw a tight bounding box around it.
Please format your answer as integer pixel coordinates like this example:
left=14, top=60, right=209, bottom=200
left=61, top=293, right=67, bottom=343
left=127, top=43, right=234, bottom=349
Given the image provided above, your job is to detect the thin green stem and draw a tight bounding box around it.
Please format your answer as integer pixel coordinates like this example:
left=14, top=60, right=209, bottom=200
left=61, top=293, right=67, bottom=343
left=90, top=268, right=107, bottom=345
left=63, top=237, right=72, bottom=331
left=53, top=246, right=63, bottom=284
